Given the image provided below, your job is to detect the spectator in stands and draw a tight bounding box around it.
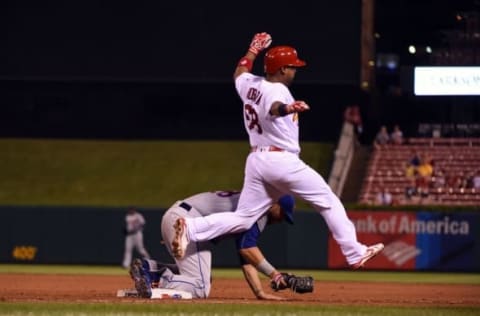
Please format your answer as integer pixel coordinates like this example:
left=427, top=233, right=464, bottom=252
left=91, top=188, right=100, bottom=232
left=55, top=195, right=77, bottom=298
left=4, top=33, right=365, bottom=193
left=459, top=171, right=469, bottom=189
left=404, top=166, right=419, bottom=200
left=415, top=153, right=434, bottom=197
left=390, top=124, right=404, bottom=145
left=404, top=150, right=422, bottom=200
left=445, top=170, right=458, bottom=188
left=409, top=150, right=421, bottom=167
left=446, top=171, right=468, bottom=189
left=464, top=170, right=475, bottom=189
left=431, top=168, right=446, bottom=189
left=405, top=149, right=421, bottom=179
left=472, top=170, right=480, bottom=189
left=375, top=187, right=393, bottom=206
left=374, top=125, right=390, bottom=149
left=344, top=104, right=363, bottom=137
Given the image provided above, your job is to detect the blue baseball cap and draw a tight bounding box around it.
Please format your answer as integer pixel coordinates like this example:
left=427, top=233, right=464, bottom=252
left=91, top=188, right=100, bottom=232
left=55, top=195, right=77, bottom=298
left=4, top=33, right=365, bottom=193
left=278, top=195, right=295, bottom=225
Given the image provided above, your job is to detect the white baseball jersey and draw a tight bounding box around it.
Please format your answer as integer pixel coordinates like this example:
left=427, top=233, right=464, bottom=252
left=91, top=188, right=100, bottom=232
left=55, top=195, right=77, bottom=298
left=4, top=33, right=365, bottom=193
left=235, top=72, right=300, bottom=154
left=183, top=71, right=369, bottom=268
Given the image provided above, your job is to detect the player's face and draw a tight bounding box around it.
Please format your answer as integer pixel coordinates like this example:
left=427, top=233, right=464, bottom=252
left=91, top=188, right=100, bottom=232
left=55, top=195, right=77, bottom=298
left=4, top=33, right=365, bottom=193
left=282, top=66, right=298, bottom=86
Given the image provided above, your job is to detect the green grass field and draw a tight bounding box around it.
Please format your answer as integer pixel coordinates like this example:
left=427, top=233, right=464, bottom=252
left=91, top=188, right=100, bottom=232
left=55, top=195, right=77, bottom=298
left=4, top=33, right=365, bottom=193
left=1, top=140, right=479, bottom=315
left=0, top=138, right=333, bottom=209
left=1, top=303, right=478, bottom=316
left=2, top=264, right=480, bottom=284
left=1, top=265, right=479, bottom=316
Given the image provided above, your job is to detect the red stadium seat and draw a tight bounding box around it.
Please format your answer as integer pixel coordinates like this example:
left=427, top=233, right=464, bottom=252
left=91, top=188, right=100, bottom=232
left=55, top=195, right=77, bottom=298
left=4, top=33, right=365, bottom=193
left=358, top=137, right=480, bottom=206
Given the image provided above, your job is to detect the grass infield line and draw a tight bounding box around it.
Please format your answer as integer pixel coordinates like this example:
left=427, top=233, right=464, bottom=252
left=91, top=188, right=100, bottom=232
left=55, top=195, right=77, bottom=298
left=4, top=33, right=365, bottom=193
left=1, top=264, right=480, bottom=284
left=0, top=302, right=478, bottom=316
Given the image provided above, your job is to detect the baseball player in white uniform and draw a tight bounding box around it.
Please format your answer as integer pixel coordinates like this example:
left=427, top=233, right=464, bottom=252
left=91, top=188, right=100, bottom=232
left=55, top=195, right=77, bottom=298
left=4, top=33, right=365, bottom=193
left=122, top=207, right=150, bottom=269
left=172, top=33, right=384, bottom=275
left=130, top=190, right=297, bottom=299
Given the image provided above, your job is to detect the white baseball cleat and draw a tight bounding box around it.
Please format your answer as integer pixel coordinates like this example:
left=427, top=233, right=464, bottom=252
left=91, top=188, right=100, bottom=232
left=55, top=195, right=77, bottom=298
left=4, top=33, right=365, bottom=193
left=172, top=217, right=188, bottom=259
left=352, top=243, right=384, bottom=269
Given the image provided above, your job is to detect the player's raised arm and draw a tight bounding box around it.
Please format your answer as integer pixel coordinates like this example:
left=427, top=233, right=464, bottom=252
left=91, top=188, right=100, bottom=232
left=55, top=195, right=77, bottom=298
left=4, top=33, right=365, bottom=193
left=233, top=32, right=272, bottom=80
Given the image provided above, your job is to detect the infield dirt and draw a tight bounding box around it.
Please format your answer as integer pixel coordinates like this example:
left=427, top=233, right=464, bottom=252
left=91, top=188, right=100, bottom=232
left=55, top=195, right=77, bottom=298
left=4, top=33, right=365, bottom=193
left=1, top=273, right=479, bottom=306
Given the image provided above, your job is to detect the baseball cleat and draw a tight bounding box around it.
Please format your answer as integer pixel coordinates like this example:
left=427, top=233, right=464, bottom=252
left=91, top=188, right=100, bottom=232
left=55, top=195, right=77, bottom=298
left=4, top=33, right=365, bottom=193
left=129, top=258, right=152, bottom=298
left=352, top=243, right=384, bottom=269
left=172, top=217, right=188, bottom=259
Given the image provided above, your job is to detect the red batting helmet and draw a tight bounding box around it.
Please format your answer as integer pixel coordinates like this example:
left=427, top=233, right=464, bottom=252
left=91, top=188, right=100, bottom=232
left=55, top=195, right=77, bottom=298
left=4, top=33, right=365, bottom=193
left=264, top=46, right=306, bottom=75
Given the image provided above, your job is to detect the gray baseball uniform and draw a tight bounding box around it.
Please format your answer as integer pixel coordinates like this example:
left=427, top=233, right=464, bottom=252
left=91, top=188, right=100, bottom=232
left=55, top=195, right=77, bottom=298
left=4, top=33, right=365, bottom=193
left=122, top=209, right=150, bottom=268
left=157, top=190, right=274, bottom=298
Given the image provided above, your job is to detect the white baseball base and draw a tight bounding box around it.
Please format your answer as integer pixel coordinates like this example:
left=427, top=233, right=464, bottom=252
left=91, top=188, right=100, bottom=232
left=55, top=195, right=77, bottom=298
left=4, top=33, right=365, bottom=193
left=117, top=288, right=193, bottom=299
left=117, top=288, right=138, bottom=297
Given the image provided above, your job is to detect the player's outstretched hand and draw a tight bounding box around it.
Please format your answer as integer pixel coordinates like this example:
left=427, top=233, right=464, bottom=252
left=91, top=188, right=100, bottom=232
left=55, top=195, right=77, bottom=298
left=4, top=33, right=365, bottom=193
left=288, top=101, right=310, bottom=113
left=270, top=272, right=289, bottom=291
left=257, top=291, right=286, bottom=301
left=249, top=32, right=272, bottom=55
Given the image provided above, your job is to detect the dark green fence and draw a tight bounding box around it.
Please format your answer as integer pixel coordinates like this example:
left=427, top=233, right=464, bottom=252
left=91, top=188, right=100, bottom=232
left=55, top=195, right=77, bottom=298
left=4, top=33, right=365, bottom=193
left=2, top=206, right=478, bottom=271
left=0, top=206, right=328, bottom=269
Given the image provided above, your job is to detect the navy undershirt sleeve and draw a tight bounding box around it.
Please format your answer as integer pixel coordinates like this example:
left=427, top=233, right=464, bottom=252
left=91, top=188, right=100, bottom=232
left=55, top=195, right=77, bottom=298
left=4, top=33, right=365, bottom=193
left=235, top=223, right=261, bottom=265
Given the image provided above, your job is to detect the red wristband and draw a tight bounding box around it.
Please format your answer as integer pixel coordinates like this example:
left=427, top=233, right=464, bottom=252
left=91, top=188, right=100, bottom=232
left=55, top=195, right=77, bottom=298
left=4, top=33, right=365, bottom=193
left=248, top=47, right=259, bottom=55
left=237, top=57, right=253, bottom=72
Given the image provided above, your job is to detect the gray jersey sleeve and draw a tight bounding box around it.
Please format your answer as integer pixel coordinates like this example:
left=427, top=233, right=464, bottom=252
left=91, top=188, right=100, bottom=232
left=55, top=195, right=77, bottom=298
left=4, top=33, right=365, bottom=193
left=183, top=191, right=241, bottom=216
left=183, top=191, right=269, bottom=239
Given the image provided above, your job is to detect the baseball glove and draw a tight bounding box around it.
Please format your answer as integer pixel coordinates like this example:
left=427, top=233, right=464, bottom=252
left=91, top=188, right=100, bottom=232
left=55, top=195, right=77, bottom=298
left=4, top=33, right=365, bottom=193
left=270, top=272, right=314, bottom=294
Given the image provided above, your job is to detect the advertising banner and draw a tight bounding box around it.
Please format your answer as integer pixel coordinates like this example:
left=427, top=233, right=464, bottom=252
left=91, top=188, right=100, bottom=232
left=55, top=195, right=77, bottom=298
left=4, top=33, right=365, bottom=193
left=328, top=211, right=477, bottom=271
left=414, top=67, right=480, bottom=96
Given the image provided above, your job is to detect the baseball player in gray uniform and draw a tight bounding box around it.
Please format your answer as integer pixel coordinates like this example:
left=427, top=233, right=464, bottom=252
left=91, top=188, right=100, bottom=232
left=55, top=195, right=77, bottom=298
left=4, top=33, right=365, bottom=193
left=130, top=190, right=298, bottom=299
left=172, top=33, right=383, bottom=275
left=122, top=207, right=150, bottom=269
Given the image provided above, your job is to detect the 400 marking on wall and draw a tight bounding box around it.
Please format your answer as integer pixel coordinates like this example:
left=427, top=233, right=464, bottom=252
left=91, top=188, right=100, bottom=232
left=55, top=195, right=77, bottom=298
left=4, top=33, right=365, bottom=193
left=12, top=245, right=38, bottom=261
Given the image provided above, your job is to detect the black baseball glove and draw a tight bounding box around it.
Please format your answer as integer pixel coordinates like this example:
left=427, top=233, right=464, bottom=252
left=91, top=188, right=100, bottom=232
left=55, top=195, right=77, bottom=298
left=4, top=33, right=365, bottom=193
left=270, top=272, right=314, bottom=294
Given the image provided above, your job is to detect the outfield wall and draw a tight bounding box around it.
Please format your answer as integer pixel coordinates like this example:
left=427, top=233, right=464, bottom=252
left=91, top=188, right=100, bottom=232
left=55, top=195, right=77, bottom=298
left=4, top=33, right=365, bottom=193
left=1, top=207, right=479, bottom=271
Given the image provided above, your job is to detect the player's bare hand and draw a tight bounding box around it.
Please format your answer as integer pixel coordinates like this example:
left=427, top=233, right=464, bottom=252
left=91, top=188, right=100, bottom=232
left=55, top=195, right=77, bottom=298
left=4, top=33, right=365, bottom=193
left=249, top=32, right=272, bottom=55
left=257, top=291, right=286, bottom=301
left=288, top=101, right=310, bottom=113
